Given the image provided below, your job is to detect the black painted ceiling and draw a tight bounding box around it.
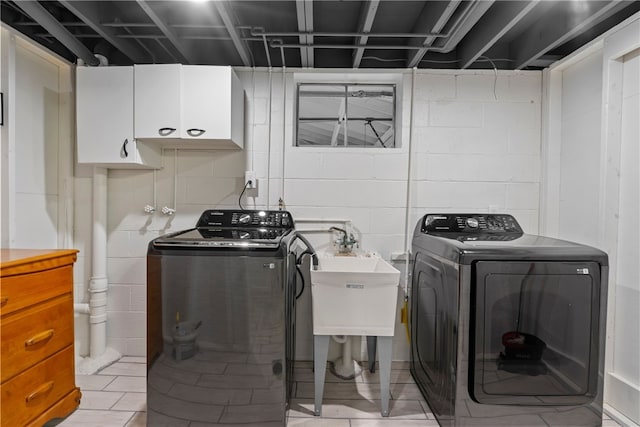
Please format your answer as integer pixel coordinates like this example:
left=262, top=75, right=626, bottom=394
left=2, top=1, right=639, bottom=70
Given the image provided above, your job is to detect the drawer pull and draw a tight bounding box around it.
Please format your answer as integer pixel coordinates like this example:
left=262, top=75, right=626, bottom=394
left=159, top=127, right=177, bottom=136
left=25, top=329, right=55, bottom=347
left=186, top=128, right=206, bottom=137
left=26, top=381, right=55, bottom=403
left=0, top=296, right=7, bottom=307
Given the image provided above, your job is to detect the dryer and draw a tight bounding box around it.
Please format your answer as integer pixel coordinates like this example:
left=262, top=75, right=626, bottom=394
left=410, top=213, right=608, bottom=426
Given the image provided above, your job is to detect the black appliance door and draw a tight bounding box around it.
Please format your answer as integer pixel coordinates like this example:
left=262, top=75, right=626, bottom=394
left=410, top=253, right=456, bottom=418
left=471, top=261, right=601, bottom=405
left=147, top=252, right=287, bottom=426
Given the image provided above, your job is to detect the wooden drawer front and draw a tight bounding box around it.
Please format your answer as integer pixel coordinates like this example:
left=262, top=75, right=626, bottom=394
left=1, top=346, right=75, bottom=427
left=1, top=295, right=74, bottom=383
left=0, top=265, right=72, bottom=316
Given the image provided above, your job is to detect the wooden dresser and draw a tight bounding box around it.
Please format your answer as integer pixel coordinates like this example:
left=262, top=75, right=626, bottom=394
left=1, top=249, right=81, bottom=427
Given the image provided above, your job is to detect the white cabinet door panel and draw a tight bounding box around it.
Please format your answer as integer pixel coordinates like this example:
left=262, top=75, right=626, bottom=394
left=134, top=64, right=181, bottom=139
left=181, top=66, right=232, bottom=140
left=77, top=66, right=135, bottom=164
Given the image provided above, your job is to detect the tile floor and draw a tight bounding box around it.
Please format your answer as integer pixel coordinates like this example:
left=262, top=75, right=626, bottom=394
left=58, top=358, right=624, bottom=427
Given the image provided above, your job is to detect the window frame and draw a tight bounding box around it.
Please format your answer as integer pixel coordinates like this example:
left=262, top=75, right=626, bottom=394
left=295, top=82, right=397, bottom=148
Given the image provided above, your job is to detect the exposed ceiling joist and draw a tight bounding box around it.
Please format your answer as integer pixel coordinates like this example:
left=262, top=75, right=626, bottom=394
left=213, top=0, right=252, bottom=67
left=3, top=0, right=638, bottom=70
left=437, top=0, right=494, bottom=52
left=352, top=0, right=380, bottom=68
left=13, top=0, right=99, bottom=66
left=406, top=0, right=461, bottom=68
left=136, top=0, right=191, bottom=64
left=511, top=0, right=629, bottom=69
left=59, top=0, right=148, bottom=63
left=457, top=1, right=539, bottom=69
left=296, top=0, right=314, bottom=67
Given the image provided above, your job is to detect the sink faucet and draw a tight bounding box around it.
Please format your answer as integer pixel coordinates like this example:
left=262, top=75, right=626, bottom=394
left=329, top=226, right=358, bottom=254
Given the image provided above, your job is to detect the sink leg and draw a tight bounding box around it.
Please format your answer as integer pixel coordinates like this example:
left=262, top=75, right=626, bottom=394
left=314, top=335, right=330, bottom=416
left=378, top=336, right=393, bottom=417
left=366, top=336, right=377, bottom=373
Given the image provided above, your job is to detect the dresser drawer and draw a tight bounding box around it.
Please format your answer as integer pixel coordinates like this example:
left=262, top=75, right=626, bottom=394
left=1, top=294, right=74, bottom=383
left=0, top=264, right=72, bottom=316
left=1, top=346, right=76, bottom=427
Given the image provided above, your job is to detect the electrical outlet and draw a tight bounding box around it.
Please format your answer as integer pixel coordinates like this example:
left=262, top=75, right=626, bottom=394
left=245, top=171, right=256, bottom=189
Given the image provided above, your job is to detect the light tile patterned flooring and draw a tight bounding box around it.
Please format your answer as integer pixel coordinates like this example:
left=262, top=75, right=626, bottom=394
left=59, top=358, right=623, bottom=427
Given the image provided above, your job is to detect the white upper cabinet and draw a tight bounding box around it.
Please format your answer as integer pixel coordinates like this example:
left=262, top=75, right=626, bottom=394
left=133, top=65, right=244, bottom=149
left=134, top=64, right=181, bottom=139
left=180, top=66, right=244, bottom=147
left=76, top=66, right=161, bottom=169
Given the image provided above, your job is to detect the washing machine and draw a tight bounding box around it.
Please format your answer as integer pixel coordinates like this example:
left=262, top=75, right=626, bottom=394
left=146, top=209, right=304, bottom=426
left=410, top=213, right=608, bottom=426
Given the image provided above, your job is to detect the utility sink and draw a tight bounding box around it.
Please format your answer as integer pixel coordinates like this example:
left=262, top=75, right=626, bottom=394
left=310, top=252, right=400, bottom=336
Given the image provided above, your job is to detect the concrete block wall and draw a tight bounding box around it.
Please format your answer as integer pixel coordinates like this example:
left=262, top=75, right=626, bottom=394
left=73, top=68, right=542, bottom=359
left=411, top=71, right=542, bottom=234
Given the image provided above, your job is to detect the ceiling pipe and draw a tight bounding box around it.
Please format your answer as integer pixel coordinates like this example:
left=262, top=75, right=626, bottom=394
left=13, top=1, right=100, bottom=66
left=406, top=0, right=462, bottom=67
left=251, top=29, right=450, bottom=39
left=270, top=42, right=452, bottom=51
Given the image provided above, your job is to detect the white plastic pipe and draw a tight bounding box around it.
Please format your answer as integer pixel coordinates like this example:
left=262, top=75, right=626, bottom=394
left=331, top=334, right=348, bottom=344
left=341, top=336, right=352, bottom=371
left=88, top=167, right=108, bottom=359
left=74, top=303, right=90, bottom=315
left=403, top=67, right=417, bottom=295
left=296, top=218, right=352, bottom=224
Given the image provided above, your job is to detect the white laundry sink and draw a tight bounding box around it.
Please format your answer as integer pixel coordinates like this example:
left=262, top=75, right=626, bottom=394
left=310, top=252, right=400, bottom=336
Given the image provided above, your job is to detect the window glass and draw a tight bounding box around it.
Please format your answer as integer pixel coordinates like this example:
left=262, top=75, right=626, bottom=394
left=296, top=83, right=396, bottom=147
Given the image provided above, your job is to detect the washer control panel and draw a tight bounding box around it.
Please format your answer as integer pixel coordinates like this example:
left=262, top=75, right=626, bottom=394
left=422, top=213, right=523, bottom=236
left=196, top=210, right=294, bottom=229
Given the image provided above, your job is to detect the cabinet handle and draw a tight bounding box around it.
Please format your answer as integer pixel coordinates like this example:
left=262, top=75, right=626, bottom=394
left=26, top=381, right=55, bottom=403
left=25, top=329, right=55, bottom=347
left=187, top=128, right=206, bottom=137
left=122, top=138, right=129, bottom=158
left=159, top=127, right=177, bottom=136
left=0, top=296, right=7, bottom=307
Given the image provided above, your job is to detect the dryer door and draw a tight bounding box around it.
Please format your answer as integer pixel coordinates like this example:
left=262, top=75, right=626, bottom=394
left=470, top=261, right=601, bottom=405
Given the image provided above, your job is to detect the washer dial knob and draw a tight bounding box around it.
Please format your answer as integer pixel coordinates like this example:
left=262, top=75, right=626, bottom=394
left=466, top=218, right=479, bottom=229
left=238, top=213, right=252, bottom=224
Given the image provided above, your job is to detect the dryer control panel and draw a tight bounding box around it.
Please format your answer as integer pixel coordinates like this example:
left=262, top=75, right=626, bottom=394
left=421, top=214, right=523, bottom=240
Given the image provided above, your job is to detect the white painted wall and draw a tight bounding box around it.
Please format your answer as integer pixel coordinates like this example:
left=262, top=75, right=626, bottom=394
left=610, top=47, right=640, bottom=423
left=72, top=68, right=541, bottom=361
left=0, top=28, right=73, bottom=249
left=542, top=12, right=640, bottom=425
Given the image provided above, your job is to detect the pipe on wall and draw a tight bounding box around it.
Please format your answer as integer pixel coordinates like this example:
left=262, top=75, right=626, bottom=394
left=403, top=68, right=417, bottom=295
left=88, top=166, right=108, bottom=358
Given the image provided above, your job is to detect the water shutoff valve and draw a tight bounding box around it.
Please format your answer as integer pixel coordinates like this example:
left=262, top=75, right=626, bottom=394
left=144, top=205, right=156, bottom=214
left=162, top=206, right=176, bottom=215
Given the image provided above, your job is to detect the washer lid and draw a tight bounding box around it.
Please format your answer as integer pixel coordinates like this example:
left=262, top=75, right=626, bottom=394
left=153, top=227, right=292, bottom=249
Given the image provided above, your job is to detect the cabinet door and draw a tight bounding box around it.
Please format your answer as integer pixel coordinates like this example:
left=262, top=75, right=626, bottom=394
left=181, top=66, right=232, bottom=140
left=76, top=66, right=137, bottom=164
left=134, top=64, right=181, bottom=139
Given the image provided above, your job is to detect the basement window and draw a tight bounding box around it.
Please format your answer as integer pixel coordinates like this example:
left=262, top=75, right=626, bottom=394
left=296, top=83, right=396, bottom=148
